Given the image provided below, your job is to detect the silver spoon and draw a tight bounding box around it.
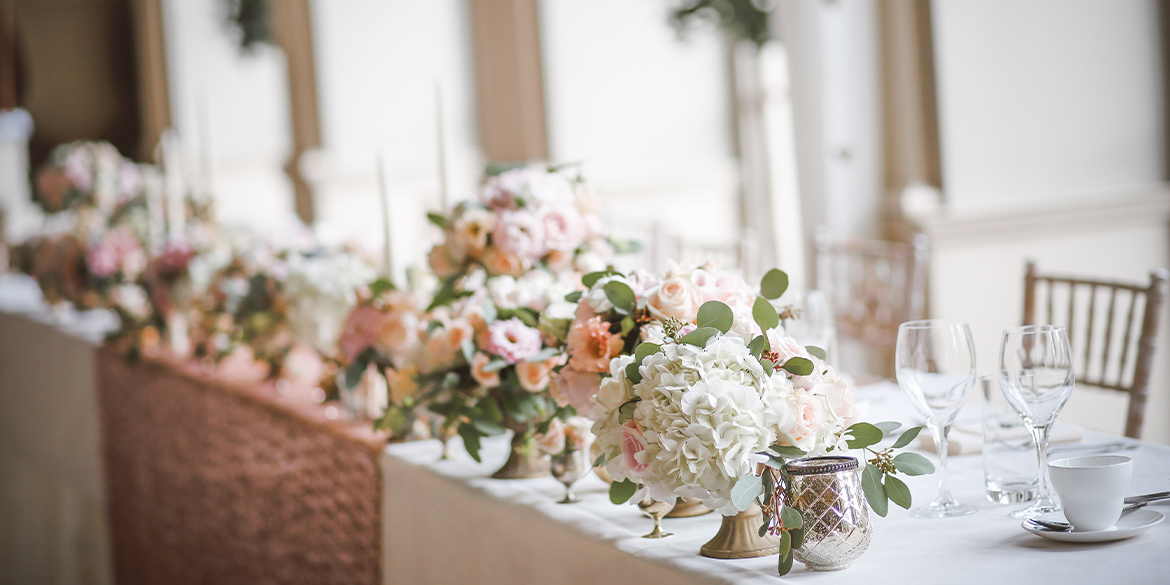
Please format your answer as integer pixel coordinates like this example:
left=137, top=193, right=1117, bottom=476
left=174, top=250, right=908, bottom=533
left=1124, top=491, right=1170, bottom=505
left=1025, top=502, right=1147, bottom=532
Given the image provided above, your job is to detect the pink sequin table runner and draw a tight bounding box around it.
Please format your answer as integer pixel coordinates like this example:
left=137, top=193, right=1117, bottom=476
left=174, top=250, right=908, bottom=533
left=97, top=348, right=386, bottom=585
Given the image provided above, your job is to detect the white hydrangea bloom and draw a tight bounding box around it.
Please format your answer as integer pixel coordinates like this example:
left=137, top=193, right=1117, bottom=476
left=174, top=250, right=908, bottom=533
left=284, top=253, right=377, bottom=351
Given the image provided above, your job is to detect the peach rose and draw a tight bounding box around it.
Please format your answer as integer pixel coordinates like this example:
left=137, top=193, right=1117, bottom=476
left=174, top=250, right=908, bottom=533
left=470, top=352, right=501, bottom=387
left=549, top=368, right=602, bottom=414
left=386, top=365, right=419, bottom=404
left=647, top=275, right=703, bottom=322
left=536, top=417, right=566, bottom=455
left=515, top=359, right=553, bottom=393
left=483, top=247, right=525, bottom=277
left=567, top=316, right=624, bottom=373
left=375, top=311, right=419, bottom=357
left=428, top=244, right=462, bottom=278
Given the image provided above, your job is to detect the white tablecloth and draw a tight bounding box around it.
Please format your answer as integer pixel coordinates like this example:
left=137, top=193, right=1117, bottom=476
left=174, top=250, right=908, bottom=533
left=381, top=383, right=1169, bottom=585
left=0, top=275, right=115, bottom=585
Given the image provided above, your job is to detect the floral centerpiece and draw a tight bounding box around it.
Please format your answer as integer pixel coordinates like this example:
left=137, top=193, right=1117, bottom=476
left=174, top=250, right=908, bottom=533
left=411, top=164, right=615, bottom=477
left=582, top=268, right=934, bottom=573
left=34, top=140, right=143, bottom=217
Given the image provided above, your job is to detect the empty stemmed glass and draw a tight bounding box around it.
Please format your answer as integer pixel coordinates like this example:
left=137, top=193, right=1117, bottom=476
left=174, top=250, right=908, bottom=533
left=896, top=319, right=979, bottom=518
left=999, top=325, right=1075, bottom=519
left=550, top=449, right=588, bottom=504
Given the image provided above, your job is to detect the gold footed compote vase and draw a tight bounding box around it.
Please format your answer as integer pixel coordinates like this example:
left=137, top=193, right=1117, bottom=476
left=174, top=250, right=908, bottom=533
left=492, top=423, right=550, bottom=479
left=700, top=503, right=780, bottom=559
left=666, top=497, right=713, bottom=518
left=638, top=498, right=676, bottom=538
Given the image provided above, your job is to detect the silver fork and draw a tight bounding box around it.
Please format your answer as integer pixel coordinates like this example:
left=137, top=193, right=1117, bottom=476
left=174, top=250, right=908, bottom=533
left=1025, top=502, right=1148, bottom=532
left=1125, top=491, right=1170, bottom=505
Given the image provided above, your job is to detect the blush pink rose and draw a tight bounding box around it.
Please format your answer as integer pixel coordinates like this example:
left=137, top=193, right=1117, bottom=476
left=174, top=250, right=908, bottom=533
left=486, top=318, right=543, bottom=363
left=647, top=275, right=704, bottom=322
left=338, top=305, right=383, bottom=363
left=791, top=394, right=826, bottom=449
left=540, top=204, right=585, bottom=252
left=549, top=367, right=602, bottom=414
left=567, top=316, right=624, bottom=373
left=620, top=421, right=649, bottom=475
left=515, top=359, right=554, bottom=393
left=492, top=209, right=545, bottom=261
left=536, top=417, right=567, bottom=455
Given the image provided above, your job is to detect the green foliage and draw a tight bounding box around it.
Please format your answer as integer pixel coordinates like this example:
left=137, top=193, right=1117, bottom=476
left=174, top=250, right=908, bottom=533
left=609, top=479, right=637, bottom=505
left=892, top=426, right=923, bottom=449
left=769, top=444, right=807, bottom=459
left=781, top=357, right=814, bottom=376
left=805, top=345, right=827, bottom=360
left=457, top=422, right=484, bottom=463
left=603, top=281, right=636, bottom=313
left=752, top=296, right=780, bottom=331
left=862, top=464, right=888, bottom=517
left=892, top=452, right=935, bottom=476
left=874, top=421, right=903, bottom=435
left=696, top=300, right=734, bottom=334
left=426, top=212, right=447, bottom=229
left=884, top=475, right=912, bottom=510
left=368, top=278, right=396, bottom=298
left=564, top=291, right=583, bottom=303
left=669, top=0, right=772, bottom=47
left=747, top=335, right=768, bottom=358
left=679, top=326, right=720, bottom=347
left=634, top=342, right=660, bottom=362
left=759, top=269, right=789, bottom=299
left=845, top=422, right=883, bottom=450
left=780, top=506, right=803, bottom=530
left=582, top=270, right=619, bottom=288
left=625, top=361, right=643, bottom=384
left=730, top=473, right=764, bottom=511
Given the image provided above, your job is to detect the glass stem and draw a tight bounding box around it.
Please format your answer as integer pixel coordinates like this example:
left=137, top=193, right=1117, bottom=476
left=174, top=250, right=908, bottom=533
left=930, top=421, right=955, bottom=504
left=1028, top=423, right=1054, bottom=502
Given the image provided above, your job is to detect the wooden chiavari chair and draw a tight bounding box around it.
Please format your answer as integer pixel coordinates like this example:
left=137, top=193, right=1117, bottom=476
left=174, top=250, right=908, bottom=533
left=1023, top=261, right=1169, bottom=438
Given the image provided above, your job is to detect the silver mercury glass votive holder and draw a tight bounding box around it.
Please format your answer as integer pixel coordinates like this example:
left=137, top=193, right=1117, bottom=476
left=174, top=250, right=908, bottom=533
left=782, top=456, right=873, bottom=571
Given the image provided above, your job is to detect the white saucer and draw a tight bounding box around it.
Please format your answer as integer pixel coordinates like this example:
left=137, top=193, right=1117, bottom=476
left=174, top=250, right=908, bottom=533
left=1023, top=508, right=1164, bottom=543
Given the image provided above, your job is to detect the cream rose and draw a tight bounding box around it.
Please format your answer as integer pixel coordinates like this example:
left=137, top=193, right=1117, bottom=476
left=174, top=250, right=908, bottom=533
left=647, top=275, right=704, bottom=322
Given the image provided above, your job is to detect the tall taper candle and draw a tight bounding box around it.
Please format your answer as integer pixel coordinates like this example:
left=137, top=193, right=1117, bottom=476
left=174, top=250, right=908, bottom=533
left=376, top=150, right=394, bottom=281
left=435, top=82, right=449, bottom=212
left=161, top=129, right=185, bottom=238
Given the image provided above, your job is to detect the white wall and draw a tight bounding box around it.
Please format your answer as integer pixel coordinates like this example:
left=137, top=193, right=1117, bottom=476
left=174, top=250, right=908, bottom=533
left=308, top=0, right=479, bottom=279
left=927, top=0, right=1170, bottom=443
left=161, top=0, right=297, bottom=231
left=538, top=0, right=740, bottom=247
left=932, top=0, right=1165, bottom=212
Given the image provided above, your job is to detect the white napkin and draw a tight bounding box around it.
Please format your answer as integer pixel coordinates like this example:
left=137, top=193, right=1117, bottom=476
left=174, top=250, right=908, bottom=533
left=916, top=421, right=1085, bottom=455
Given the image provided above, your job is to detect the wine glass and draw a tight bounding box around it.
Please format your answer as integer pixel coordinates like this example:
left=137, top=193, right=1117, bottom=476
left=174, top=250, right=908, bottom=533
left=999, top=324, right=1075, bottom=519
left=638, top=498, right=675, bottom=538
left=550, top=449, right=587, bottom=504
left=896, top=319, right=979, bottom=518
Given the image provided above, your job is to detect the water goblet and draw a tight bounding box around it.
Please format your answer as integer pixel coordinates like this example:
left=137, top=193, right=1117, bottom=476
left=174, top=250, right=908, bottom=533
left=638, top=498, right=675, bottom=538
left=999, top=324, right=1075, bottom=519
left=896, top=319, right=979, bottom=518
left=550, top=449, right=587, bottom=504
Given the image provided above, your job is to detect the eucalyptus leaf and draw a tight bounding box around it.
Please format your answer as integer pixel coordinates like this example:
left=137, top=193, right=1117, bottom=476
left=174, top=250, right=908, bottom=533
left=426, top=212, right=447, bottom=228
left=481, top=358, right=509, bottom=373
left=524, top=347, right=561, bottom=363
left=609, top=479, right=637, bottom=505
left=778, top=541, right=794, bottom=575
left=617, top=400, right=639, bottom=424
left=805, top=345, right=827, bottom=360
left=846, top=422, right=884, bottom=450
left=760, top=269, right=789, bottom=299
left=620, top=314, right=636, bottom=336
left=780, top=506, right=804, bottom=530
left=603, top=281, right=637, bottom=313
left=884, top=474, right=912, bottom=510
left=460, top=339, right=475, bottom=365
left=593, top=454, right=606, bottom=468
left=769, top=444, right=808, bottom=459
left=343, top=357, right=367, bottom=390
left=892, top=452, right=935, bottom=476
left=781, top=357, right=814, bottom=376
left=679, top=327, right=720, bottom=347
left=582, top=270, right=619, bottom=289
left=565, top=291, right=583, bottom=303
left=790, top=527, right=804, bottom=549
left=892, top=426, right=924, bottom=449
left=730, top=474, right=764, bottom=511
left=759, top=523, right=770, bottom=537
left=696, top=301, right=734, bottom=334
left=752, top=296, right=780, bottom=331
left=625, top=361, right=642, bottom=384
left=760, top=358, right=775, bottom=372
left=862, top=464, right=888, bottom=517
left=368, top=278, right=395, bottom=297
left=634, top=342, right=661, bottom=362
left=457, top=422, right=483, bottom=463
left=874, top=421, right=902, bottom=435
left=779, top=530, right=791, bottom=558
left=747, top=335, right=767, bottom=358
left=477, top=395, right=503, bottom=424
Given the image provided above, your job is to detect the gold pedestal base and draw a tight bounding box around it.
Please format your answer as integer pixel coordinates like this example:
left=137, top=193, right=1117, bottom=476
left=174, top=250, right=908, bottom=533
left=699, top=504, right=780, bottom=559
left=491, top=435, right=550, bottom=479
left=666, top=497, right=714, bottom=518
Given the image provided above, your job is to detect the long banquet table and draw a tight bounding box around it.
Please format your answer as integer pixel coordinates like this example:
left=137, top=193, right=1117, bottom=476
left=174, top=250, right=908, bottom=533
left=382, top=383, right=1169, bottom=585
left=2, top=274, right=1167, bottom=585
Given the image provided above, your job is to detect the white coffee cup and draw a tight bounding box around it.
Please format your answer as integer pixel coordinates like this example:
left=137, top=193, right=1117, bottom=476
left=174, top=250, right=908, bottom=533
left=1048, top=455, right=1133, bottom=532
